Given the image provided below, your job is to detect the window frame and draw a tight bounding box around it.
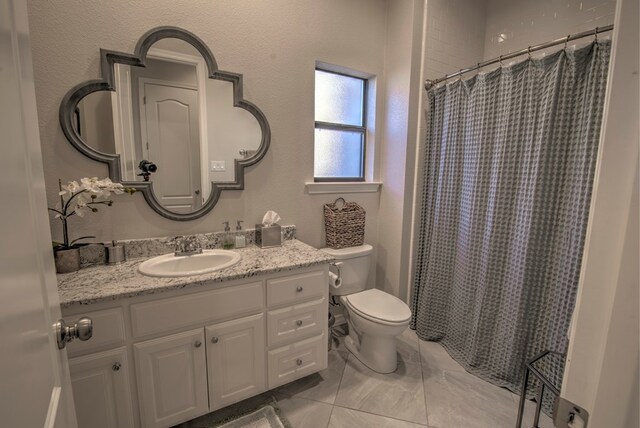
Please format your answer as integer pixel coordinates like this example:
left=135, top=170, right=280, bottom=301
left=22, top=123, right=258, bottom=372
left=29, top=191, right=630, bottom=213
left=314, top=68, right=368, bottom=182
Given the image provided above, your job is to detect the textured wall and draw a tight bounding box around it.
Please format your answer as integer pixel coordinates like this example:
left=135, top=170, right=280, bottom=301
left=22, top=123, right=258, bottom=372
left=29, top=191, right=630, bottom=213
left=26, top=0, right=388, bottom=286
left=377, top=0, right=425, bottom=301
left=423, top=0, right=487, bottom=81
left=484, top=0, right=616, bottom=60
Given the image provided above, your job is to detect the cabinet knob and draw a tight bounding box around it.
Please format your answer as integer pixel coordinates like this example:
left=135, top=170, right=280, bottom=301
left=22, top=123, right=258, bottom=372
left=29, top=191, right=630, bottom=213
left=296, top=320, right=303, bottom=326
left=112, top=362, right=121, bottom=371
left=296, top=286, right=303, bottom=292
left=296, top=359, right=303, bottom=366
left=194, top=340, right=202, bottom=348
left=211, top=337, right=219, bottom=344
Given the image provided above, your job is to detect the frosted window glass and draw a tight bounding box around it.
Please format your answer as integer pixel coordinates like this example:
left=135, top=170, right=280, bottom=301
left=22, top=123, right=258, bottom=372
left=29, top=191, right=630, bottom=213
left=315, top=70, right=364, bottom=126
left=314, top=129, right=363, bottom=178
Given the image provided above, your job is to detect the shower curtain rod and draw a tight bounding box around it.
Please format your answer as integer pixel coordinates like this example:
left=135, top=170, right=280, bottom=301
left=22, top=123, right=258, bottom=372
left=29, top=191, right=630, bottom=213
left=424, top=24, right=614, bottom=90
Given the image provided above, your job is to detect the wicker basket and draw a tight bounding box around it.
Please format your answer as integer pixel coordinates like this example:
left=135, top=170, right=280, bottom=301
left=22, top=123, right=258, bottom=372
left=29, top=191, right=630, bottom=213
left=324, top=197, right=366, bottom=249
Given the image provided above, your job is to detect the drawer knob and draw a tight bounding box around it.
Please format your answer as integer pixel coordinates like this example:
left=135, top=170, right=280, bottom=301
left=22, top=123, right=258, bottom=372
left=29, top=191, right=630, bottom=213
left=194, top=340, right=202, bottom=348
left=211, top=337, right=219, bottom=344
left=296, top=286, right=303, bottom=292
left=112, top=362, right=121, bottom=372
left=296, top=359, right=303, bottom=366
left=296, top=320, right=303, bottom=326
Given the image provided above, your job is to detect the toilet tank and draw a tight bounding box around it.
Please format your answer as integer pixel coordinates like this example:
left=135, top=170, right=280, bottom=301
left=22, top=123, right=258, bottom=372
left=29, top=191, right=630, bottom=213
left=321, top=244, right=373, bottom=296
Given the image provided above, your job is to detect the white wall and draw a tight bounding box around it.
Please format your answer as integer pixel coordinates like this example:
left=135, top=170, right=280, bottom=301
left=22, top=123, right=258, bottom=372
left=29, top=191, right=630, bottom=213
left=26, top=0, right=388, bottom=283
left=484, top=0, right=616, bottom=60
left=376, top=0, right=425, bottom=299
left=561, top=0, right=639, bottom=424
left=423, top=0, right=487, bottom=81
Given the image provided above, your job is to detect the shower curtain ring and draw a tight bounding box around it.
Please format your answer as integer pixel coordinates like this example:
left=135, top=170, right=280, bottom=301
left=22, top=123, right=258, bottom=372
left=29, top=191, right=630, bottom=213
left=499, top=55, right=503, bottom=66
left=594, top=27, right=599, bottom=42
left=527, top=46, right=532, bottom=60
left=564, top=34, right=570, bottom=50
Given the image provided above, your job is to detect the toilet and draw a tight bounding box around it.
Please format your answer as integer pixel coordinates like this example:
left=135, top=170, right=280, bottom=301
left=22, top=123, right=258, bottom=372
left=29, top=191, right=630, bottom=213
left=321, top=244, right=412, bottom=374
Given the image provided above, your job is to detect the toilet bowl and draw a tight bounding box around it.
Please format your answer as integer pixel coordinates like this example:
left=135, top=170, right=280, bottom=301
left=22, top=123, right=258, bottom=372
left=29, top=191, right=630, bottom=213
left=321, top=244, right=412, bottom=373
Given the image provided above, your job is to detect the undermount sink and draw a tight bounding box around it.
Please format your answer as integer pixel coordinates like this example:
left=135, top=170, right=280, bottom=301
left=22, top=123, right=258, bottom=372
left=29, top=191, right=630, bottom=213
left=138, top=249, right=241, bottom=277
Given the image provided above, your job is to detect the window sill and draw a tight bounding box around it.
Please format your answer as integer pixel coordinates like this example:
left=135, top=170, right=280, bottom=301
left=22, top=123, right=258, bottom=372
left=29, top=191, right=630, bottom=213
left=305, top=181, right=382, bottom=194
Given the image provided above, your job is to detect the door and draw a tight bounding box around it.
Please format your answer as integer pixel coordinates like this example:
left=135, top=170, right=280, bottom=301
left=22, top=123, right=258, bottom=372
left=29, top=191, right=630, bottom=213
left=0, top=1, right=77, bottom=427
left=134, top=328, right=208, bottom=428
left=206, top=313, right=266, bottom=410
left=69, top=347, right=135, bottom=428
left=142, top=82, right=202, bottom=213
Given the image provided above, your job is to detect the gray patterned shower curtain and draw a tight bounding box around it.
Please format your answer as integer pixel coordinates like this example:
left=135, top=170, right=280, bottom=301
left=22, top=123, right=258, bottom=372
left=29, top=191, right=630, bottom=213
left=411, top=41, right=611, bottom=395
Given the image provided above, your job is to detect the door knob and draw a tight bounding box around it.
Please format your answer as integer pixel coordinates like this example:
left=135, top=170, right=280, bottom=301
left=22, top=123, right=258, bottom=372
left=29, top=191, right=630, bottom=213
left=296, top=320, right=303, bottom=326
left=112, top=362, right=121, bottom=372
left=194, top=340, right=202, bottom=348
left=195, top=189, right=200, bottom=195
left=211, top=337, right=219, bottom=344
left=55, top=317, right=93, bottom=350
left=296, top=359, right=303, bottom=366
left=296, top=286, right=303, bottom=292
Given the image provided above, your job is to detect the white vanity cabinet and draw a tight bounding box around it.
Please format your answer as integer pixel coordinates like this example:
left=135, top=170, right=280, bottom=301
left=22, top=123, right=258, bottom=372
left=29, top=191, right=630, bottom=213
left=206, top=313, right=266, bottom=410
left=61, top=265, right=329, bottom=428
left=69, top=347, right=136, bottom=428
left=134, top=328, right=209, bottom=427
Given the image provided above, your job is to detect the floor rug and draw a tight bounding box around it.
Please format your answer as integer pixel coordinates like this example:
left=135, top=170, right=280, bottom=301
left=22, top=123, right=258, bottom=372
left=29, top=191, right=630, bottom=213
left=217, top=405, right=285, bottom=428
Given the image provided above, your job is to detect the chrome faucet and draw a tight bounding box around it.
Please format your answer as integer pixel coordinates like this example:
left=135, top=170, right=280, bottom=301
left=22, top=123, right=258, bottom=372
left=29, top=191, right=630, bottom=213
left=174, top=236, right=203, bottom=257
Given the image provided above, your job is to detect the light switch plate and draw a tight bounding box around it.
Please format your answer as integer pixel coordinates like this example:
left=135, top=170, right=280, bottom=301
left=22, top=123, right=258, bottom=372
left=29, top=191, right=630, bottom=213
left=210, top=160, right=226, bottom=171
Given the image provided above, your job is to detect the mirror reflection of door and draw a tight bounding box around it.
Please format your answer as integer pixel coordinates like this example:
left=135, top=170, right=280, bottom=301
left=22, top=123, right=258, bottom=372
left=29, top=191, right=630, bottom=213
left=74, top=37, right=264, bottom=215
left=141, top=81, right=202, bottom=212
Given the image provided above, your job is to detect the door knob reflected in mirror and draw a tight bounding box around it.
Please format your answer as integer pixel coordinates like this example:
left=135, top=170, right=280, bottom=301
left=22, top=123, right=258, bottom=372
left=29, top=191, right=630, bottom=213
left=55, top=317, right=93, bottom=350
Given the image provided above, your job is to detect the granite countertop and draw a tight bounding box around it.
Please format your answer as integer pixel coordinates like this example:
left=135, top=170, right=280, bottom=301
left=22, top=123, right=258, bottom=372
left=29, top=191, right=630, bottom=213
left=58, top=239, right=334, bottom=308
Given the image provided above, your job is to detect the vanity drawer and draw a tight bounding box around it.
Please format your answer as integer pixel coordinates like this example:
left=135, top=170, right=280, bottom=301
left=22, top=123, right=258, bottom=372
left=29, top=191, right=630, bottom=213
left=267, top=333, right=327, bottom=388
left=267, top=298, right=326, bottom=347
left=130, top=281, right=263, bottom=338
left=266, top=270, right=326, bottom=307
left=66, top=308, right=126, bottom=357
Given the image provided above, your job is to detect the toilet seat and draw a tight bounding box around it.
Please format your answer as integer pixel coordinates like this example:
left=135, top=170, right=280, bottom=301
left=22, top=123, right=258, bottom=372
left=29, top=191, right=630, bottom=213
left=343, top=289, right=411, bottom=325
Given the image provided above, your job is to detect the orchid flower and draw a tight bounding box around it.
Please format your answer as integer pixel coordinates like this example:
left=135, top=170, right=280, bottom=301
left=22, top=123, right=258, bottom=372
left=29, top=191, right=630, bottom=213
left=49, top=177, right=134, bottom=249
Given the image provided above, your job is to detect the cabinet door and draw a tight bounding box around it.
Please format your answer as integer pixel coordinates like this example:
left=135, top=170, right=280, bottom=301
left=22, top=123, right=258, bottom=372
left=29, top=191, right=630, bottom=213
left=134, top=328, right=208, bottom=428
left=206, top=313, right=266, bottom=410
left=69, top=347, right=135, bottom=428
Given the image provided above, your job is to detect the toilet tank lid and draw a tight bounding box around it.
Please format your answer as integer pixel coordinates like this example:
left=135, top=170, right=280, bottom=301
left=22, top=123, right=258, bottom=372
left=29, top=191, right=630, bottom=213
left=321, top=244, right=373, bottom=259
left=344, top=289, right=412, bottom=323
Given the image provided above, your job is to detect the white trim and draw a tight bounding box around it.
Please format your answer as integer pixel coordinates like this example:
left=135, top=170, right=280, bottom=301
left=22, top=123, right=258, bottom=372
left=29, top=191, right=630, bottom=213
left=111, top=65, right=137, bottom=181
left=305, top=182, right=382, bottom=194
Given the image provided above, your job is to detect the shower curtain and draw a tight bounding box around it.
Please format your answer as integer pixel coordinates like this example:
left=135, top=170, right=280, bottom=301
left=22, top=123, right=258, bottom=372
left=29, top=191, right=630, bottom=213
left=411, top=40, right=611, bottom=396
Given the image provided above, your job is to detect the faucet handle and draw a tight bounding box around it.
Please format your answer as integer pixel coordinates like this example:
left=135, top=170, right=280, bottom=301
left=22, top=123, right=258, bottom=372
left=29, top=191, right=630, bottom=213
left=236, top=220, right=244, bottom=230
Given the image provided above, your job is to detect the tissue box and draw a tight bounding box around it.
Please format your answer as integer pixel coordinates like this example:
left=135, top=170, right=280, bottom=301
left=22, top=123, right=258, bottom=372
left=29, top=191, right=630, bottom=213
left=255, top=223, right=282, bottom=248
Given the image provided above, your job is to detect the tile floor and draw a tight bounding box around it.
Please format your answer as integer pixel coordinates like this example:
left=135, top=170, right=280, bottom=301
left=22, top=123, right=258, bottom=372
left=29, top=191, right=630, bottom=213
left=176, top=328, right=554, bottom=428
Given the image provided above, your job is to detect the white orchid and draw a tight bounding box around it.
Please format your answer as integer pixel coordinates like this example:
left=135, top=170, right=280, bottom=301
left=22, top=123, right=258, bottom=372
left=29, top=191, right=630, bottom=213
left=49, top=177, right=134, bottom=249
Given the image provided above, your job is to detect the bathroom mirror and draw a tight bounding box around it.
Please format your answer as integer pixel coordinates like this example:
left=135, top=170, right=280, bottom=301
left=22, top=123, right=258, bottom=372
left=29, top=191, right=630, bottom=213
left=60, top=27, right=270, bottom=220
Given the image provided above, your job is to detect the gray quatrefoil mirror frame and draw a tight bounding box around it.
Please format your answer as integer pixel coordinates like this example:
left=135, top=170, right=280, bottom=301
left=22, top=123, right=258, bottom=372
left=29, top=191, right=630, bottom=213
left=59, top=26, right=270, bottom=221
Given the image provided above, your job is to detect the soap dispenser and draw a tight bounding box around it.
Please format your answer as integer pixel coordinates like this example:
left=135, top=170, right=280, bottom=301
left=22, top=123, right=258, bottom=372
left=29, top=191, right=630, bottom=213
left=222, top=221, right=234, bottom=249
left=235, top=220, right=246, bottom=248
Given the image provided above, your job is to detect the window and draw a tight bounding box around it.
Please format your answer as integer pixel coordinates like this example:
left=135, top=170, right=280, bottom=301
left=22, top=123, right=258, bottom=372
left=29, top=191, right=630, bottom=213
left=314, top=69, right=367, bottom=181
